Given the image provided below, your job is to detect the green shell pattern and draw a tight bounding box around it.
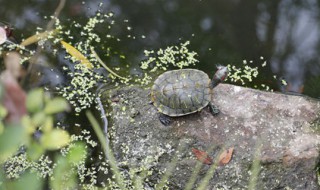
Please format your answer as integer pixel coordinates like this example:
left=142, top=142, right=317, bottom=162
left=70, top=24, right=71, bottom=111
left=151, top=69, right=211, bottom=117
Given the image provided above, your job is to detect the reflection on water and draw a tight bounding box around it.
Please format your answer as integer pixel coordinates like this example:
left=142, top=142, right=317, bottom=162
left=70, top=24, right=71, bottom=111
left=267, top=0, right=319, bottom=94
left=0, top=0, right=319, bottom=97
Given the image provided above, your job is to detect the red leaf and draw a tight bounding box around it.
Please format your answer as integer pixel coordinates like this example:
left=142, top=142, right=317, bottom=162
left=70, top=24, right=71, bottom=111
left=192, top=148, right=213, bottom=165
left=218, top=147, right=234, bottom=166
left=1, top=70, right=26, bottom=123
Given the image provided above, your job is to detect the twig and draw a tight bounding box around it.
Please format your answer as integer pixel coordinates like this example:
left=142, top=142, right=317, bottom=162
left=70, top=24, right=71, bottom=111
left=27, top=0, right=66, bottom=71
left=47, top=0, right=66, bottom=31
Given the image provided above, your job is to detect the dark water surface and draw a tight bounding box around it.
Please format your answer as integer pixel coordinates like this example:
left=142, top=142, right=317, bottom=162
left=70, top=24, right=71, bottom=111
left=1, top=0, right=320, bottom=98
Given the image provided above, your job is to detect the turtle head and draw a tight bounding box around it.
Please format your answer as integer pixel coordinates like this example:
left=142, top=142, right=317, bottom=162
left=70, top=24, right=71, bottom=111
left=211, top=65, right=228, bottom=88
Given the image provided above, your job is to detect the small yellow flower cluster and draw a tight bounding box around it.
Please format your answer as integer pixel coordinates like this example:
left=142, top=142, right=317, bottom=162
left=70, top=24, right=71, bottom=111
left=5, top=154, right=54, bottom=179
left=58, top=9, right=126, bottom=109
left=227, top=58, right=283, bottom=91
left=140, top=41, right=199, bottom=71
left=57, top=64, right=105, bottom=112
left=4, top=126, right=106, bottom=189
left=227, top=61, right=259, bottom=85
left=134, top=72, right=153, bottom=85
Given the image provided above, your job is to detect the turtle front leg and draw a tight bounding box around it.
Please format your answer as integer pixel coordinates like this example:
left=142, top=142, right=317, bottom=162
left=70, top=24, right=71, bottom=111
left=208, top=102, right=220, bottom=116
left=159, top=113, right=172, bottom=126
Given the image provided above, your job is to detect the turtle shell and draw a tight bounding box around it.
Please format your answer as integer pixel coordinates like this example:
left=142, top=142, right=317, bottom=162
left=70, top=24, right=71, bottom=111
left=151, top=69, right=212, bottom=117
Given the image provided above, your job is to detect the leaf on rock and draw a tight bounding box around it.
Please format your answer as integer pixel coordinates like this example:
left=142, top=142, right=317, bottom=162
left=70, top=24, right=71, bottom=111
left=60, top=40, right=93, bottom=69
left=192, top=148, right=213, bottom=165
left=218, top=147, right=234, bottom=166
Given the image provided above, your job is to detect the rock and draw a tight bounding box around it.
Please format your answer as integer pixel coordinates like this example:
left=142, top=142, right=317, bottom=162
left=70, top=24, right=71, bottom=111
left=103, top=84, right=320, bottom=190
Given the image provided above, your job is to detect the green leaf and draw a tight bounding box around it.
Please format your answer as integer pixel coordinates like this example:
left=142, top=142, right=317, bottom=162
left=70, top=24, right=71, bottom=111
left=42, top=116, right=53, bottom=132
left=0, top=81, right=4, bottom=99
left=0, top=125, right=26, bottom=163
left=21, top=115, right=36, bottom=134
left=44, top=97, right=68, bottom=114
left=0, top=104, right=7, bottom=119
left=6, top=171, right=43, bottom=190
left=0, top=121, right=3, bottom=134
left=51, top=155, right=76, bottom=190
left=26, top=88, right=44, bottom=113
left=41, top=129, right=70, bottom=150
left=32, top=112, right=46, bottom=126
left=67, top=142, right=87, bottom=164
left=27, top=142, right=45, bottom=161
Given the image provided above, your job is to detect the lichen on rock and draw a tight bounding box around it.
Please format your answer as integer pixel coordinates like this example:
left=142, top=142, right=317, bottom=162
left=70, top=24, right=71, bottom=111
left=103, top=84, right=320, bottom=190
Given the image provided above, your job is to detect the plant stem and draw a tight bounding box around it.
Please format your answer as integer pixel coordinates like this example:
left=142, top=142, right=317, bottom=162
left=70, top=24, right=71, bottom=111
left=86, top=111, right=126, bottom=189
left=91, top=47, right=128, bottom=81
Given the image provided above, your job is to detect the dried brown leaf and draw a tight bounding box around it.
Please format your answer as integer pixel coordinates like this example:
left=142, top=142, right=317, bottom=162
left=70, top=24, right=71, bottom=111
left=192, top=148, right=213, bottom=165
left=218, top=147, right=234, bottom=166
left=20, top=30, right=57, bottom=47
left=60, top=40, right=93, bottom=69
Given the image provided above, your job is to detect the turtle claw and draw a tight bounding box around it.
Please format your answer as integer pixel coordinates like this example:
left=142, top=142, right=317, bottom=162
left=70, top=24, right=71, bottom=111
left=209, top=102, right=220, bottom=116
left=159, top=113, right=171, bottom=126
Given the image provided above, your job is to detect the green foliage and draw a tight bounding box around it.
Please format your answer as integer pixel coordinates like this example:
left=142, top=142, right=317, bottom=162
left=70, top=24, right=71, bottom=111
left=41, top=129, right=70, bottom=150
left=44, top=97, right=69, bottom=114
left=0, top=104, right=8, bottom=134
left=26, top=88, right=44, bottom=113
left=3, top=171, right=43, bottom=190
left=51, top=143, right=86, bottom=190
left=23, top=88, right=70, bottom=159
left=0, top=124, right=26, bottom=163
left=0, top=88, right=74, bottom=189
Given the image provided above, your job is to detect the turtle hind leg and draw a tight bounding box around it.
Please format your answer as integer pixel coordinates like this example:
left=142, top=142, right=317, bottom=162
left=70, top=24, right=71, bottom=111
left=208, top=102, right=220, bottom=116
left=159, top=113, right=172, bottom=126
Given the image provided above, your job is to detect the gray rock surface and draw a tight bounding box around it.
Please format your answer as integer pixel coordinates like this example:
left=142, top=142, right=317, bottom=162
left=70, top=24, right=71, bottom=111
left=104, top=84, right=320, bottom=190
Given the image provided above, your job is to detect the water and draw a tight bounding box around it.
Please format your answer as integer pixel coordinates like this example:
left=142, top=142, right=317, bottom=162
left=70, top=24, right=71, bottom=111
left=0, top=0, right=319, bottom=98
left=1, top=1, right=320, bottom=188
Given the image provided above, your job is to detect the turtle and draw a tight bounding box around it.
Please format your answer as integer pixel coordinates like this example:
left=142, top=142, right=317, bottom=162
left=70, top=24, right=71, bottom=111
left=151, top=66, right=228, bottom=126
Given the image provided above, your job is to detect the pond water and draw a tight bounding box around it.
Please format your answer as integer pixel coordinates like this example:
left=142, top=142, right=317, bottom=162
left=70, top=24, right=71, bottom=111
left=0, top=0, right=319, bottom=98
left=1, top=1, right=320, bottom=188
